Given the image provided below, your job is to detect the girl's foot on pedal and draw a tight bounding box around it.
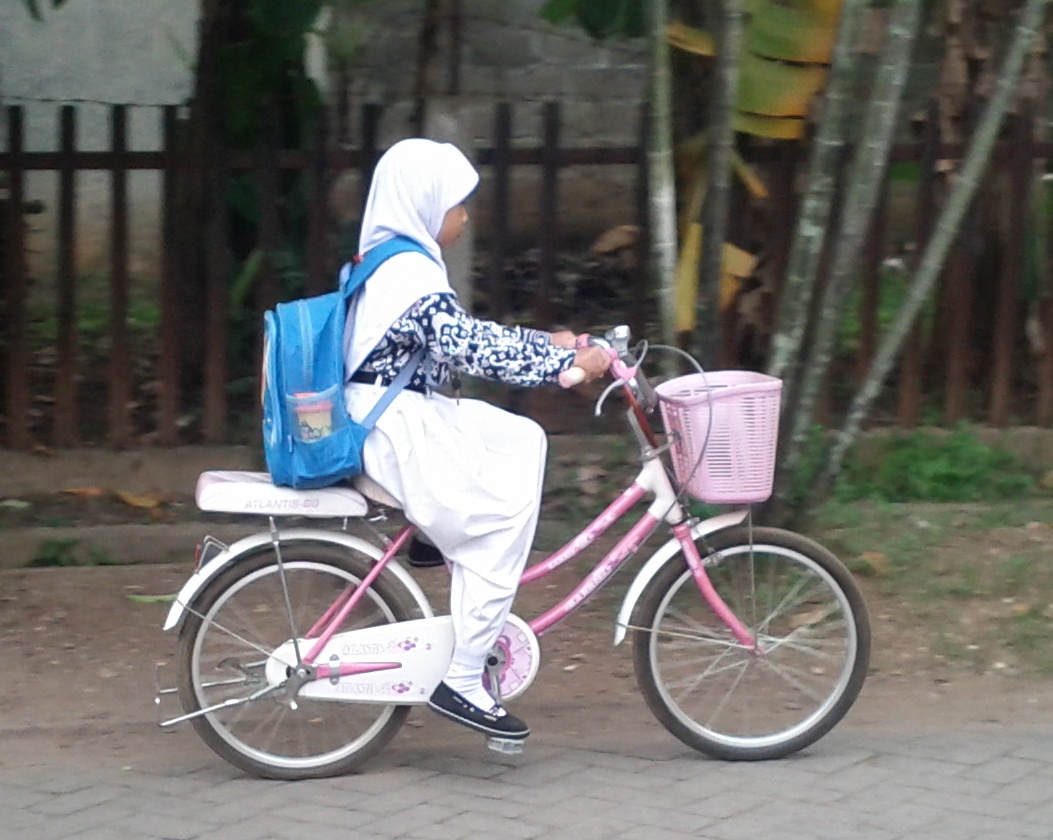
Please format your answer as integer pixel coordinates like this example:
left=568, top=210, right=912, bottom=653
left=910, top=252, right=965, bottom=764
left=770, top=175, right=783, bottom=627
left=427, top=682, right=529, bottom=739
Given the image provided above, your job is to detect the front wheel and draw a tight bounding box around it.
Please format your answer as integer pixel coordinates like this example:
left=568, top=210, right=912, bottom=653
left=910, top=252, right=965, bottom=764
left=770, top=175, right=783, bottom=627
left=177, top=542, right=421, bottom=779
left=632, top=526, right=870, bottom=761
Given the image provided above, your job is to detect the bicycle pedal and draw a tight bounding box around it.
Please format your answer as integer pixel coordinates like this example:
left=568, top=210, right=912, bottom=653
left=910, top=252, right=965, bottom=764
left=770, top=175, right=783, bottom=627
left=486, top=736, right=525, bottom=755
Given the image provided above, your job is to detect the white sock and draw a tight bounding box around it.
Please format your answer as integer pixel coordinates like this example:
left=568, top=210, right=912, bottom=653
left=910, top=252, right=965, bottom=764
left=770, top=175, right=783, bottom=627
left=443, top=675, right=505, bottom=716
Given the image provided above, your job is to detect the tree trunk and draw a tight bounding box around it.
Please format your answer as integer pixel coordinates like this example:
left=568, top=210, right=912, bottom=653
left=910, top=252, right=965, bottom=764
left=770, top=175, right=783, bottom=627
left=775, top=0, right=921, bottom=517
left=765, top=0, right=868, bottom=386
left=648, top=0, right=680, bottom=351
left=171, top=0, right=248, bottom=376
left=815, top=0, right=1051, bottom=500
left=695, top=0, right=744, bottom=366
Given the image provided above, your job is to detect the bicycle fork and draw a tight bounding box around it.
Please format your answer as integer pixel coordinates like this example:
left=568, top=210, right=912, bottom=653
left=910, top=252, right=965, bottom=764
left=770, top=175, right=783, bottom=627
left=671, top=521, right=757, bottom=652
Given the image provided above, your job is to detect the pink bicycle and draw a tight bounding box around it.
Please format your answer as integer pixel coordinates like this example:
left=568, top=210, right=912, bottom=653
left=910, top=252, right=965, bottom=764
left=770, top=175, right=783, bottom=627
left=157, top=325, right=871, bottom=779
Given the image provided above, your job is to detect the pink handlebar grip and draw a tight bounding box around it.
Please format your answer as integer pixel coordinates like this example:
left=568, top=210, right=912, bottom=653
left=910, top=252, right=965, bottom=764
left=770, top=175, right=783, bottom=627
left=559, top=366, right=586, bottom=388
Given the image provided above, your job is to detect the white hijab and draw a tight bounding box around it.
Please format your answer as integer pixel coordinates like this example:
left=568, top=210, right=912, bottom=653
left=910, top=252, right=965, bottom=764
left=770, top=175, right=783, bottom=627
left=344, top=138, right=479, bottom=373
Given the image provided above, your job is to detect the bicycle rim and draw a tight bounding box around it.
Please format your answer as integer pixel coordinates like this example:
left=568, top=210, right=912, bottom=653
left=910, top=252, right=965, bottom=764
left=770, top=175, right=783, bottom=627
left=634, top=528, right=869, bottom=760
left=178, top=549, right=411, bottom=778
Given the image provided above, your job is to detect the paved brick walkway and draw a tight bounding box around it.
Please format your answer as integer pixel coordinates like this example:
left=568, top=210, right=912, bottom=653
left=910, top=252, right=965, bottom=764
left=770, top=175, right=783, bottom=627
left=4, top=716, right=1053, bottom=840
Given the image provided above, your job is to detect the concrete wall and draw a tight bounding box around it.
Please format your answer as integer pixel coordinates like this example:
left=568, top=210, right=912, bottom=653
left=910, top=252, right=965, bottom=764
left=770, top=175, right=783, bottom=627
left=336, top=1, right=646, bottom=147
left=0, top=0, right=197, bottom=295
left=1, top=1, right=647, bottom=287
left=335, top=1, right=648, bottom=245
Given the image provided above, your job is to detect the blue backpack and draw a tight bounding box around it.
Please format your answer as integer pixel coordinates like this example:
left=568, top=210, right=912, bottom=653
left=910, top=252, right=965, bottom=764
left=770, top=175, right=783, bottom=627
left=262, top=236, right=434, bottom=489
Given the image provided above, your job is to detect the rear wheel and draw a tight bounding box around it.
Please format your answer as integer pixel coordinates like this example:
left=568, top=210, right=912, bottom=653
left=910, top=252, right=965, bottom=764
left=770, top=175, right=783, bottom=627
left=632, top=526, right=870, bottom=760
left=177, top=542, right=420, bottom=779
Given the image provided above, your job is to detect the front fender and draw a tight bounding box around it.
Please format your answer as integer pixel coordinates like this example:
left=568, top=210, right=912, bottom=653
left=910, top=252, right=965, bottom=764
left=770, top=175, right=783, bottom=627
left=162, top=528, right=436, bottom=633
left=612, top=509, right=749, bottom=646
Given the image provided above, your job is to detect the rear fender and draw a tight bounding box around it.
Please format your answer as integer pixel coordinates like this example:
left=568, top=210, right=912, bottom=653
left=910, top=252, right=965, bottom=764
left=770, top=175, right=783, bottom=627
left=162, top=528, right=436, bottom=633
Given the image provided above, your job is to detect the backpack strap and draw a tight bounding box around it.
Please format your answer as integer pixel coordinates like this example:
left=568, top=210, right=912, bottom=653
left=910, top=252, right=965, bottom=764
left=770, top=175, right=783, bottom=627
left=339, top=234, right=438, bottom=379
left=338, top=235, right=435, bottom=299
left=341, top=237, right=438, bottom=426
left=357, top=347, right=428, bottom=430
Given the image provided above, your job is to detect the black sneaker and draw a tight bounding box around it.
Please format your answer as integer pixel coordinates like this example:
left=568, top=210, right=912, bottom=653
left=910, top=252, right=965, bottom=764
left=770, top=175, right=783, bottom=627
left=407, top=537, right=446, bottom=568
left=427, top=682, right=530, bottom=739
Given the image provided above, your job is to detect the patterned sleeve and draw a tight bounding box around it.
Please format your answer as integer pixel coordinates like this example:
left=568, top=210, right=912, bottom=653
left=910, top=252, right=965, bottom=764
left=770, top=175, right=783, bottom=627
left=417, top=293, right=575, bottom=387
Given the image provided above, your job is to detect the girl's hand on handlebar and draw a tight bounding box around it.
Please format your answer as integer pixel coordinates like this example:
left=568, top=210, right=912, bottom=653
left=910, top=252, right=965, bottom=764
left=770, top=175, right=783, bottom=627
left=564, top=346, right=612, bottom=386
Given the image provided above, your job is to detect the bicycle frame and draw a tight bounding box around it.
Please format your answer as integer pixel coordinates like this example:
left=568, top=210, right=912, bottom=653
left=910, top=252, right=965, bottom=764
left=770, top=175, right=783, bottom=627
left=293, top=452, right=756, bottom=677
left=164, top=333, right=760, bottom=688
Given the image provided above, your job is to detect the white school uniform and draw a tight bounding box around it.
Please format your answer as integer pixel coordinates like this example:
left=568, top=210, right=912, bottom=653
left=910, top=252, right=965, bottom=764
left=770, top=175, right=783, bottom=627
left=343, top=139, right=549, bottom=688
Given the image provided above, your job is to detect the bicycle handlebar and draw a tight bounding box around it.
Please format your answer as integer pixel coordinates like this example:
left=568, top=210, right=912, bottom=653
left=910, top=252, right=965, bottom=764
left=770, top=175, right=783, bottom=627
left=557, top=332, right=614, bottom=389
left=557, top=325, right=661, bottom=414
left=557, top=365, right=588, bottom=388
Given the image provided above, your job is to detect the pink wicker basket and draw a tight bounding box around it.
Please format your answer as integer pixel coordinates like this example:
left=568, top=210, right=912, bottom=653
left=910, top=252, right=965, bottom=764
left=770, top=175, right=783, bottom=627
left=656, top=370, right=782, bottom=504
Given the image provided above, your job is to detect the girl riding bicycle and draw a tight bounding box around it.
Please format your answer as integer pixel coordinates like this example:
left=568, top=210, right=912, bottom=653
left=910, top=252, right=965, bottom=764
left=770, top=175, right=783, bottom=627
left=343, top=138, right=610, bottom=740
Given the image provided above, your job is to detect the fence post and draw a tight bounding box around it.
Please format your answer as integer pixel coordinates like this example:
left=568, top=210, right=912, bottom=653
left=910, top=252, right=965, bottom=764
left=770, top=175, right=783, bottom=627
left=157, top=106, right=182, bottom=444
left=257, top=109, right=281, bottom=312
left=943, top=101, right=982, bottom=424
left=632, top=101, right=651, bottom=341
left=358, top=103, right=382, bottom=224
left=1040, top=163, right=1053, bottom=424
left=942, top=205, right=978, bottom=424
left=487, top=102, right=511, bottom=323
left=108, top=105, right=132, bottom=447
left=203, top=141, right=229, bottom=443
left=55, top=105, right=79, bottom=446
left=898, top=104, right=939, bottom=427
left=2, top=106, right=30, bottom=449
left=534, top=101, right=560, bottom=329
left=306, top=108, right=332, bottom=295
left=989, top=108, right=1032, bottom=427
left=856, top=181, right=887, bottom=383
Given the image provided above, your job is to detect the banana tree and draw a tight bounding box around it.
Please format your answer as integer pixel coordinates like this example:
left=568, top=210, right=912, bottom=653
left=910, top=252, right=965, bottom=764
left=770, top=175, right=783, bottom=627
left=546, top=0, right=848, bottom=348
left=665, top=0, right=845, bottom=350
left=20, top=0, right=68, bottom=18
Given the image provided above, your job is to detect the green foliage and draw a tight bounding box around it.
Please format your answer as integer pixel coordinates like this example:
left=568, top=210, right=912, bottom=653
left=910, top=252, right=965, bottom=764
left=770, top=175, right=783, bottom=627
left=780, top=423, right=831, bottom=512
left=541, top=0, right=646, bottom=39
left=837, top=263, right=926, bottom=357
left=220, top=0, right=325, bottom=148
left=29, top=538, right=117, bottom=567
left=29, top=538, right=80, bottom=567
left=836, top=429, right=1036, bottom=502
left=22, top=0, right=68, bottom=20
left=28, top=292, right=159, bottom=346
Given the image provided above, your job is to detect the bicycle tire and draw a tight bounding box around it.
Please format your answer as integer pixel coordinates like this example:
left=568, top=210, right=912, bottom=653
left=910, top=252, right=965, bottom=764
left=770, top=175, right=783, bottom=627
left=631, top=526, right=870, bottom=761
left=177, top=542, right=422, bottom=779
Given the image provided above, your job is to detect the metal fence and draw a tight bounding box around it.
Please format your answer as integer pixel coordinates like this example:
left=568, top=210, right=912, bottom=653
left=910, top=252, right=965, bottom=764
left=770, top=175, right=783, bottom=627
left=1, top=99, right=1051, bottom=449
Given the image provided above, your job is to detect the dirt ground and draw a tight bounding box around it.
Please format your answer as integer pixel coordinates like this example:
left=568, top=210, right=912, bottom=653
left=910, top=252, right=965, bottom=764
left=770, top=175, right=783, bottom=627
left=4, top=546, right=1053, bottom=775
